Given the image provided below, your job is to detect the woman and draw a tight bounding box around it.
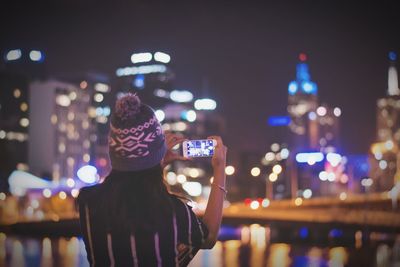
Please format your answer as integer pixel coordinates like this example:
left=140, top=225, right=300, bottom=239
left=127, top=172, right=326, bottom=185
left=78, top=93, right=227, bottom=267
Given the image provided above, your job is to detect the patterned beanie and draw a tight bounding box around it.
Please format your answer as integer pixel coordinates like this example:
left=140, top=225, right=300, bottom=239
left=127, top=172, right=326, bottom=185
left=108, top=93, right=166, bottom=171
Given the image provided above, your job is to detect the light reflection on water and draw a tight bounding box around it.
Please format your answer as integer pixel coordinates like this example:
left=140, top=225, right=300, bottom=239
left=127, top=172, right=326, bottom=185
left=1, top=224, right=399, bottom=267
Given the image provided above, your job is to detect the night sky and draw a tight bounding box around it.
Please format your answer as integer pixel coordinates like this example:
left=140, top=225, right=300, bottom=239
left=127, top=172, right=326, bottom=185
left=2, top=1, right=400, bottom=162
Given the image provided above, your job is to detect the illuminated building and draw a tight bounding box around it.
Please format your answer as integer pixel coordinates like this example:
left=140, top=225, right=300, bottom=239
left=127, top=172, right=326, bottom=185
left=0, top=48, right=46, bottom=191
left=0, top=71, right=30, bottom=191
left=114, top=51, right=175, bottom=107
left=286, top=54, right=343, bottom=198
left=370, top=52, right=400, bottom=191
left=28, top=74, right=112, bottom=182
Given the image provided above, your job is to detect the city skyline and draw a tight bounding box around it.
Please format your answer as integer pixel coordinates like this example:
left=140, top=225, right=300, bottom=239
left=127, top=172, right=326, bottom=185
left=1, top=1, right=399, bottom=158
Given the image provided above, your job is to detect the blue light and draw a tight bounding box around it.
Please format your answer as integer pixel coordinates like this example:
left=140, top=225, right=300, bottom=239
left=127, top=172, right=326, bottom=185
left=329, top=228, right=343, bottom=238
left=296, top=152, right=324, bottom=163
left=134, top=74, right=145, bottom=89
left=302, top=81, right=317, bottom=94
left=299, top=227, right=309, bottom=239
left=268, top=116, right=291, bottom=126
left=389, top=51, right=397, bottom=61
left=308, top=112, right=317, bottom=120
left=296, top=63, right=310, bottom=81
left=288, top=81, right=298, bottom=95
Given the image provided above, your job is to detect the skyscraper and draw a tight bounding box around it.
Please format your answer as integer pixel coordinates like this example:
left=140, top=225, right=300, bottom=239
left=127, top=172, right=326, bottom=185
left=286, top=54, right=343, bottom=198
left=370, top=52, right=400, bottom=191
left=29, top=74, right=112, bottom=182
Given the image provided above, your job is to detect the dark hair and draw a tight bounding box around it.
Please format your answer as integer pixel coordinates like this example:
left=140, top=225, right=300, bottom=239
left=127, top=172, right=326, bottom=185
left=99, top=164, right=173, bottom=232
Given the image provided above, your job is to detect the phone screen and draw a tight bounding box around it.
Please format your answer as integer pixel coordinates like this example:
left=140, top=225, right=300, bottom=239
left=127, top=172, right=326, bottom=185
left=185, top=139, right=215, bottom=157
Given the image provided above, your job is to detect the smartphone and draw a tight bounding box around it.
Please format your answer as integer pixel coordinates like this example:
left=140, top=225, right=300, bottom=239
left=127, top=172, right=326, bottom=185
left=182, top=139, right=217, bottom=158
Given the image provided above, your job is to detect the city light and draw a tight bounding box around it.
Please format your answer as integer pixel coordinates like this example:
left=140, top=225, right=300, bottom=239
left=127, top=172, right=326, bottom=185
left=225, top=166, right=235, bottom=175
left=29, top=50, right=44, bottom=62
left=280, top=148, right=289, bottom=159
left=182, top=182, right=202, bottom=197
left=272, top=164, right=282, bottom=174
left=250, top=200, right=260, bottom=210
left=294, top=197, right=303, bottom=206
left=154, top=52, right=171, bottom=63
left=116, top=64, right=167, bottom=77
left=316, top=106, right=327, bottom=116
left=333, top=107, right=342, bottom=117
left=155, top=109, right=165, bottom=122
left=154, top=89, right=169, bottom=98
left=265, top=152, right=275, bottom=161
left=339, top=192, right=347, bottom=201
left=185, top=110, right=197, bottom=122
left=326, top=153, right=342, bottom=167
left=251, top=167, right=261, bottom=177
left=13, top=88, right=21, bottom=98
left=261, top=198, right=270, bottom=207
left=131, top=52, right=152, bottom=64
left=58, top=191, right=67, bottom=200
left=9, top=171, right=52, bottom=196
left=303, top=189, right=312, bottom=199
left=170, top=90, right=193, bottom=103
left=379, top=160, right=388, bottom=170
left=42, top=188, right=51, bottom=198
left=288, top=81, right=298, bottom=95
left=319, top=171, right=328, bottom=181
left=295, top=152, right=324, bottom=164
left=271, top=143, right=280, bottom=152
left=308, top=112, right=317, bottom=120
left=94, top=93, right=104, bottom=102
left=66, top=178, right=75, bottom=188
left=194, top=98, right=217, bottom=110
left=5, top=49, right=22, bottom=61
left=94, top=83, right=110, bottom=93
left=268, top=116, right=291, bottom=126
left=71, top=189, right=80, bottom=198
left=360, top=178, right=372, bottom=188
left=77, top=165, right=98, bottom=184
left=56, top=95, right=71, bottom=107
left=269, top=173, right=278, bottom=182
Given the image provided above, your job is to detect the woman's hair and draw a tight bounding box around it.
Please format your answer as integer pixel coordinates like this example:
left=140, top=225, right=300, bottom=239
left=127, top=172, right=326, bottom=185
left=99, top=164, right=173, bottom=232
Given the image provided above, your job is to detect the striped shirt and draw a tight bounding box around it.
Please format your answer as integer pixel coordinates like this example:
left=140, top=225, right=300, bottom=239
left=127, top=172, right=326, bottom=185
left=78, top=185, right=208, bottom=267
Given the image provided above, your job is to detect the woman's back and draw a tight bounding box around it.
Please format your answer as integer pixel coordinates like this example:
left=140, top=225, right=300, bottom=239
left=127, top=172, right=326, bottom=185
left=78, top=169, right=208, bottom=267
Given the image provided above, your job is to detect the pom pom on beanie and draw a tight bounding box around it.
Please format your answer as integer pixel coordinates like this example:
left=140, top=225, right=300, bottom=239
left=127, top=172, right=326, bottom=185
left=114, top=93, right=141, bottom=121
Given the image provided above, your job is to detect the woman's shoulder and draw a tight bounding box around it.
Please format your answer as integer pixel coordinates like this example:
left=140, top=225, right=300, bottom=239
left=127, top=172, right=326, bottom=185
left=77, top=184, right=103, bottom=204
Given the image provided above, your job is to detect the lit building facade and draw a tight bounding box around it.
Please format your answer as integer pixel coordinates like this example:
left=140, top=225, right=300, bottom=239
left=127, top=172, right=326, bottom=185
left=29, top=75, right=112, bottom=183
left=0, top=48, right=46, bottom=192
left=286, top=54, right=344, bottom=198
left=370, top=52, right=400, bottom=191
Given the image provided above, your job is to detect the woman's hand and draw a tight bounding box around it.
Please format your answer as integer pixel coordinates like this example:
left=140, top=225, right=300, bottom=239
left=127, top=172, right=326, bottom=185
left=207, top=136, right=227, bottom=171
left=161, top=132, right=190, bottom=168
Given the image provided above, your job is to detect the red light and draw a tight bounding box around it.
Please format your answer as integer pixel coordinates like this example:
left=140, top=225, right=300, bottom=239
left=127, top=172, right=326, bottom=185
left=257, top=198, right=263, bottom=203
left=299, top=53, right=307, bottom=62
left=98, top=158, right=108, bottom=167
left=244, top=198, right=251, bottom=205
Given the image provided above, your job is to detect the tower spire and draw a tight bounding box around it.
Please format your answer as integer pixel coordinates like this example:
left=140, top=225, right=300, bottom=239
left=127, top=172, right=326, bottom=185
left=388, top=52, right=399, bottom=96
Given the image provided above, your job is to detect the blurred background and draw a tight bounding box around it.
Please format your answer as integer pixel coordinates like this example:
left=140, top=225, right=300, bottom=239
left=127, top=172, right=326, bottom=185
left=0, top=1, right=400, bottom=266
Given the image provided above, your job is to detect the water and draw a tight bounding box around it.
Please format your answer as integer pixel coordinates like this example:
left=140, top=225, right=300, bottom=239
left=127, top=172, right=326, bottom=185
left=1, top=225, right=399, bottom=267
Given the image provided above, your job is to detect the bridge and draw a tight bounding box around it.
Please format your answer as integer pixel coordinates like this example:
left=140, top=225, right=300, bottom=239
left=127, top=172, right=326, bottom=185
left=1, top=192, right=399, bottom=237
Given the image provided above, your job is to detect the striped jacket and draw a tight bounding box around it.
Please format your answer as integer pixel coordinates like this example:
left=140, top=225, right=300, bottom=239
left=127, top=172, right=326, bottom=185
left=78, top=185, right=209, bottom=267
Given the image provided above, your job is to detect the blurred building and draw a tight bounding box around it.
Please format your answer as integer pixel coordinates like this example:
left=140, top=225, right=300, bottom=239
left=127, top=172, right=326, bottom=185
left=286, top=54, right=343, bottom=198
left=29, top=74, right=112, bottom=183
left=370, top=52, right=400, bottom=192
left=0, top=48, right=46, bottom=191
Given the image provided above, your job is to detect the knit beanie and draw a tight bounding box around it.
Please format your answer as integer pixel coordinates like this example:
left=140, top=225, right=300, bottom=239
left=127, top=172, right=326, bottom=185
left=108, top=93, right=166, bottom=171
